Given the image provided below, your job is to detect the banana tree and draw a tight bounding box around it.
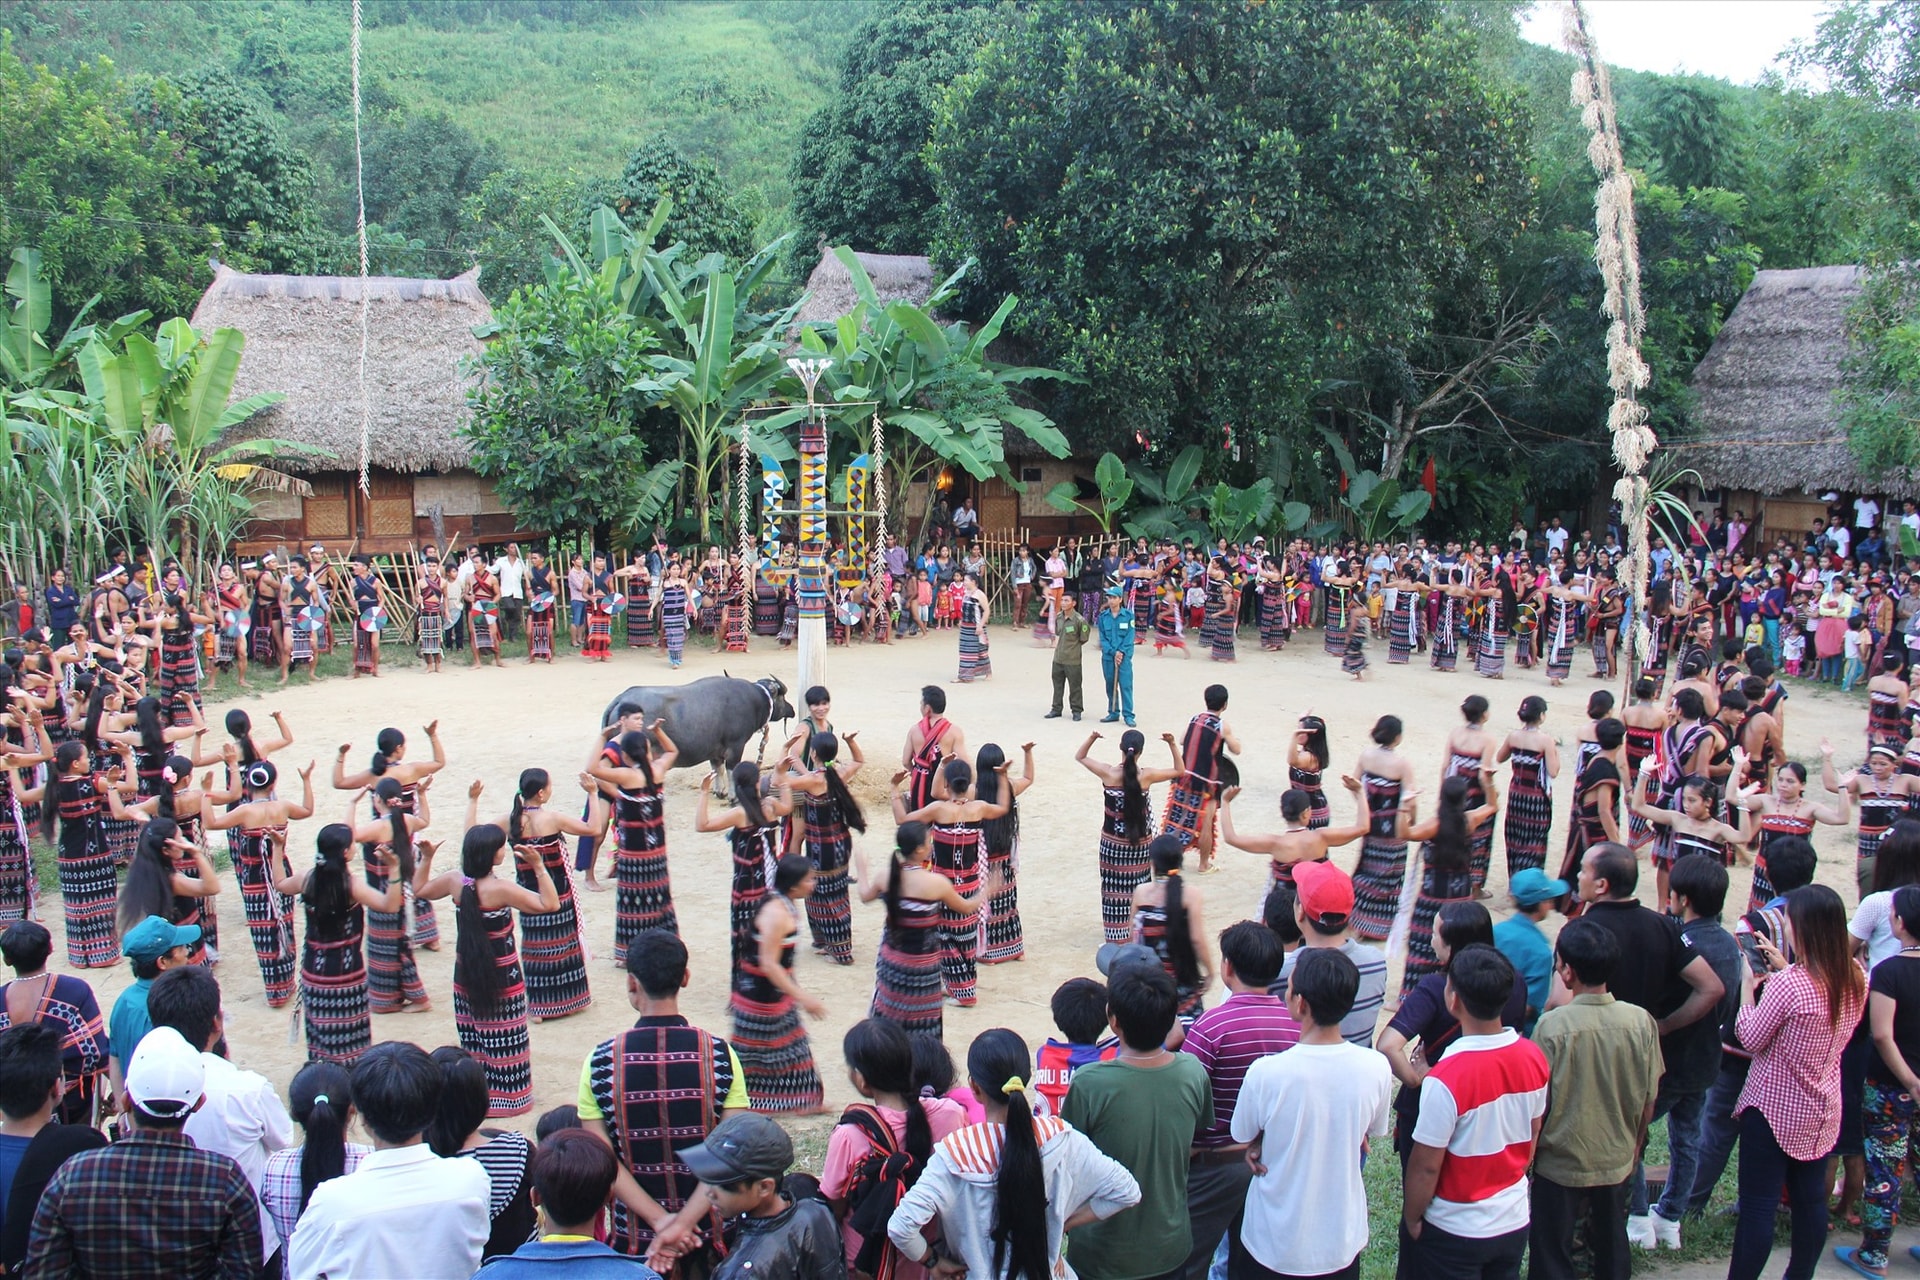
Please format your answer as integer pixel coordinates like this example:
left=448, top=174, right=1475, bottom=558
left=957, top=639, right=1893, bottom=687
left=785, top=248, right=1073, bottom=544
left=1320, top=429, right=1432, bottom=543
left=0, top=247, right=149, bottom=393
left=1047, top=452, right=1133, bottom=533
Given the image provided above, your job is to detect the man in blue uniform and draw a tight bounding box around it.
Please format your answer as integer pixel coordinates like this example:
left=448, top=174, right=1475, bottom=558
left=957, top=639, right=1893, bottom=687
left=1097, top=584, right=1136, bottom=726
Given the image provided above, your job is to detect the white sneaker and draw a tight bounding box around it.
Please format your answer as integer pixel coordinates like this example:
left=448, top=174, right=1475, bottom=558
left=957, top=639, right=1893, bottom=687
left=1625, top=1214, right=1656, bottom=1249
left=1649, top=1209, right=1682, bottom=1250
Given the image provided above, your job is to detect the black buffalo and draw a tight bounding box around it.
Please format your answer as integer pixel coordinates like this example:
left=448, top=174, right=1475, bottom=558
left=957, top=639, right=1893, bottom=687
left=600, top=675, right=793, bottom=798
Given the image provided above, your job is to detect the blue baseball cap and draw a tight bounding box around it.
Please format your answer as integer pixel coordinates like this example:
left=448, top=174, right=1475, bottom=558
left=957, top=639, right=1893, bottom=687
left=121, top=916, right=201, bottom=961
left=1509, top=868, right=1569, bottom=907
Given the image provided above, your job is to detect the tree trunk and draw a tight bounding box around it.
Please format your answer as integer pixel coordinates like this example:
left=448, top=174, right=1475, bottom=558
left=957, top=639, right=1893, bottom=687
left=1381, top=401, right=1415, bottom=481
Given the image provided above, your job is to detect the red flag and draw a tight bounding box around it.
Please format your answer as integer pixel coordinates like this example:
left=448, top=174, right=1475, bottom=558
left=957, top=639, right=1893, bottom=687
left=1420, top=455, right=1437, bottom=500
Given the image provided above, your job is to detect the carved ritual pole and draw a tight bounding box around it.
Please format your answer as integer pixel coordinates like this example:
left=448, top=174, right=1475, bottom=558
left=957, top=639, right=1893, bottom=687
left=789, top=359, right=832, bottom=694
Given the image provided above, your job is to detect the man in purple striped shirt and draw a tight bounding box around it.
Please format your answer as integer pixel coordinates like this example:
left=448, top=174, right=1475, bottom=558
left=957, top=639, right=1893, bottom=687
left=1178, top=921, right=1300, bottom=1280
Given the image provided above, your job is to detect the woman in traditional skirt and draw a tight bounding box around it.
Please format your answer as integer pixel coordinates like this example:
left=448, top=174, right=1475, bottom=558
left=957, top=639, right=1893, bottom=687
left=348, top=778, right=435, bottom=1013
left=718, top=554, right=751, bottom=654
left=111, top=815, right=219, bottom=967
left=582, top=553, right=615, bottom=662
left=1131, top=835, right=1213, bottom=1021
left=1387, top=565, right=1422, bottom=664
left=618, top=551, right=655, bottom=649
left=1217, top=779, right=1369, bottom=890
left=275, top=823, right=399, bottom=1065
left=1288, top=715, right=1333, bottom=829
left=588, top=723, right=681, bottom=962
left=1256, top=555, right=1290, bottom=651
left=956, top=574, right=992, bottom=682
left=1152, top=571, right=1188, bottom=654
left=500, top=769, right=604, bottom=1020
left=1209, top=564, right=1238, bottom=663
left=1826, top=744, right=1920, bottom=900
left=728, top=855, right=826, bottom=1113
left=1341, top=628, right=1367, bottom=678
left=786, top=731, right=866, bottom=965
left=857, top=823, right=977, bottom=1040
left=418, top=821, right=556, bottom=1118
left=105, top=695, right=205, bottom=868
left=1398, top=774, right=1500, bottom=998
left=1442, top=696, right=1498, bottom=894
left=202, top=757, right=314, bottom=1006
left=416, top=556, right=446, bottom=673
left=1732, top=756, right=1848, bottom=910
left=468, top=563, right=503, bottom=669
left=893, top=758, right=1010, bottom=1008
left=211, top=563, right=251, bottom=688
left=335, top=724, right=449, bottom=951
left=697, top=547, right=726, bottom=637
left=0, top=757, right=38, bottom=925
left=150, top=587, right=209, bottom=724
left=695, top=761, right=793, bottom=983
left=1557, top=719, right=1624, bottom=913
left=1498, top=696, right=1558, bottom=878
left=1621, top=677, right=1666, bottom=854
left=1350, top=716, right=1415, bottom=942
left=1540, top=570, right=1578, bottom=685
left=518, top=556, right=554, bottom=664
left=1591, top=569, right=1623, bottom=678
left=974, top=742, right=1034, bottom=965
left=1572, top=689, right=1616, bottom=783
left=1644, top=584, right=1676, bottom=696
left=1474, top=571, right=1512, bottom=679
left=348, top=555, right=388, bottom=679
left=1323, top=563, right=1356, bottom=656
left=658, top=561, right=690, bottom=668
left=249, top=557, right=283, bottom=669
left=39, top=742, right=136, bottom=967
left=1077, top=729, right=1179, bottom=944
left=753, top=562, right=783, bottom=637
left=1629, top=769, right=1749, bottom=876
left=1431, top=569, right=1464, bottom=672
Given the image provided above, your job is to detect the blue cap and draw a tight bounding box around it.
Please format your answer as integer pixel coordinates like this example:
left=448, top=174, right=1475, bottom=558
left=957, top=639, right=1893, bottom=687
left=121, top=916, right=201, bottom=961
left=1509, top=868, right=1569, bottom=907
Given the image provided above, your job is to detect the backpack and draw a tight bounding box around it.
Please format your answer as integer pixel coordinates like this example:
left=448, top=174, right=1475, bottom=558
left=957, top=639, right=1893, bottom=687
left=837, top=1104, right=916, bottom=1280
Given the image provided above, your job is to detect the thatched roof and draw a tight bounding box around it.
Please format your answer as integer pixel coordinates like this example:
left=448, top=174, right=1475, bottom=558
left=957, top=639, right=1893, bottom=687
left=191, top=265, right=492, bottom=474
left=1677, top=264, right=1920, bottom=497
left=792, top=250, right=936, bottom=331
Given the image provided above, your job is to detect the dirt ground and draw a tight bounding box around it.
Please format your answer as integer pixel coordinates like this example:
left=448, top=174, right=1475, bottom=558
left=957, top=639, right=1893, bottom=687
left=52, top=623, right=1871, bottom=1159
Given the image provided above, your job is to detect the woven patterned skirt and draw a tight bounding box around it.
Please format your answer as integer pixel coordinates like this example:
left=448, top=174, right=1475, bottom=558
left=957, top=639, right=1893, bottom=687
left=518, top=891, right=591, bottom=1021
left=289, top=623, right=315, bottom=666
left=957, top=622, right=991, bottom=681
left=473, top=615, right=497, bottom=653
left=159, top=637, right=198, bottom=721
left=365, top=893, right=430, bottom=1013
left=753, top=587, right=782, bottom=636
left=873, top=935, right=944, bottom=1038
left=235, top=846, right=297, bottom=1007
left=1351, top=835, right=1408, bottom=942
left=981, top=846, right=1022, bottom=963
left=1505, top=786, right=1552, bottom=877
left=1259, top=590, right=1289, bottom=650
left=174, top=863, right=215, bottom=961
left=1211, top=620, right=1236, bottom=662
left=1593, top=627, right=1613, bottom=678
left=1154, top=604, right=1184, bottom=649
left=722, top=603, right=750, bottom=653
left=627, top=606, right=654, bottom=647
left=1545, top=632, right=1573, bottom=681
left=1099, top=831, right=1152, bottom=945
left=417, top=611, right=443, bottom=657
left=57, top=824, right=118, bottom=969
left=453, top=976, right=532, bottom=1118
left=301, top=933, right=371, bottom=1065
left=1324, top=612, right=1345, bottom=656
left=586, top=612, right=613, bottom=659
left=662, top=613, right=686, bottom=663
left=1476, top=631, right=1506, bottom=678
left=104, top=814, right=139, bottom=869
left=1160, top=783, right=1216, bottom=860
left=412, top=894, right=439, bottom=949
left=729, top=990, right=822, bottom=1113
left=1469, top=820, right=1497, bottom=893
left=529, top=611, right=554, bottom=659
left=932, top=864, right=982, bottom=1005
left=614, top=845, right=677, bottom=963
left=1402, top=869, right=1474, bottom=998
left=1342, top=642, right=1367, bottom=675
left=0, top=803, right=31, bottom=924
left=731, top=846, right=768, bottom=982
left=1431, top=628, right=1458, bottom=672
left=215, top=630, right=238, bottom=668
left=803, top=818, right=853, bottom=964
left=352, top=626, right=375, bottom=674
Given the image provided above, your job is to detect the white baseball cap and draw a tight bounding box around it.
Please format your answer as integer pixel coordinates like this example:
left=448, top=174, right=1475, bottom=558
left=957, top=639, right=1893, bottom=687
left=125, top=1026, right=205, bottom=1119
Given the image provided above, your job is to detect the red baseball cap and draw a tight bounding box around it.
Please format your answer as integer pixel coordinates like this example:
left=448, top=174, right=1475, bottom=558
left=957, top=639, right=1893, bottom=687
left=1295, top=860, right=1355, bottom=923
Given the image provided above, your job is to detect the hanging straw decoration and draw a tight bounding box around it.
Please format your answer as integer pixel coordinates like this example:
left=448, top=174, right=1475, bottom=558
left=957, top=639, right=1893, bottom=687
left=350, top=0, right=373, bottom=498
left=1564, top=0, right=1657, bottom=683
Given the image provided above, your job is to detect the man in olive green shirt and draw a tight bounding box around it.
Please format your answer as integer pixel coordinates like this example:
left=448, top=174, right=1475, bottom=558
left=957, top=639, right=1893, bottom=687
left=1529, top=920, right=1661, bottom=1280
left=1046, top=592, right=1094, bottom=721
left=1062, top=964, right=1211, bottom=1280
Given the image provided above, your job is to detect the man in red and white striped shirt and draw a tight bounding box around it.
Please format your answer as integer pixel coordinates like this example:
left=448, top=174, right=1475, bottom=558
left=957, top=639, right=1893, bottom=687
left=1401, top=945, right=1550, bottom=1280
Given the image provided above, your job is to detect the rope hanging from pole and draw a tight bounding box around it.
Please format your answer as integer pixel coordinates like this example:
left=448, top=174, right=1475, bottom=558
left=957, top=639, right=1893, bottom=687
left=870, top=413, right=887, bottom=579
left=350, top=0, right=373, bottom=498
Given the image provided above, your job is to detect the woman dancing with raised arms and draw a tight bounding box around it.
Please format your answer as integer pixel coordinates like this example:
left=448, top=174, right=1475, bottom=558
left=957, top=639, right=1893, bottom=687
left=341, top=777, right=436, bottom=1013
left=334, top=723, right=448, bottom=949
left=113, top=816, right=220, bottom=965
left=273, top=823, right=401, bottom=1065
left=1441, top=696, right=1498, bottom=895
left=855, top=823, right=981, bottom=1041
left=696, top=760, right=793, bottom=983
left=974, top=742, right=1035, bottom=965
left=1217, top=775, right=1369, bottom=890
left=1397, top=774, right=1501, bottom=997
left=202, top=755, right=315, bottom=1005
left=587, top=720, right=681, bottom=961
left=105, top=753, right=219, bottom=960
left=1631, top=767, right=1752, bottom=870
left=498, top=767, right=605, bottom=1019
left=731, top=855, right=827, bottom=1113
left=1348, top=715, right=1416, bottom=943
left=1498, top=696, right=1558, bottom=877
left=416, top=791, right=558, bottom=1117
left=1077, top=729, right=1181, bottom=945
left=1731, top=750, right=1848, bottom=911
left=784, top=730, right=865, bottom=965
left=1288, top=714, right=1333, bottom=829
left=892, top=757, right=1010, bottom=1009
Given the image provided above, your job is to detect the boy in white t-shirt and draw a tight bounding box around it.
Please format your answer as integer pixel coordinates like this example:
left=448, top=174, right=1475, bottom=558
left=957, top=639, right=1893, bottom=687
left=1229, top=947, right=1392, bottom=1280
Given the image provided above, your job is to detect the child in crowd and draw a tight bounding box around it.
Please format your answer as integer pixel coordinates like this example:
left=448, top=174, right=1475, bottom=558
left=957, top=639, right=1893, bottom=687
left=1032, top=978, right=1120, bottom=1119
left=1782, top=612, right=1807, bottom=676
left=683, top=1112, right=844, bottom=1280
left=1844, top=615, right=1868, bottom=691
left=910, top=1036, right=984, bottom=1125
left=914, top=571, right=934, bottom=633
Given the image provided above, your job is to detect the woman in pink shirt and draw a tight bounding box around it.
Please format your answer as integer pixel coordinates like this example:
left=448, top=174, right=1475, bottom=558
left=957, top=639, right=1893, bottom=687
left=1729, top=884, right=1866, bottom=1280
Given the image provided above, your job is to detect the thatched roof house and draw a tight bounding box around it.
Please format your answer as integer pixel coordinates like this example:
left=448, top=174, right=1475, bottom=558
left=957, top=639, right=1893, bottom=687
left=1678, top=265, right=1920, bottom=506
left=792, top=250, right=936, bottom=332
left=192, top=266, right=537, bottom=553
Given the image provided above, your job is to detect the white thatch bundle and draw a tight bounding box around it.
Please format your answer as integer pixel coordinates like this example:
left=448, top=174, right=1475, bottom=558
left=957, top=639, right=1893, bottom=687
left=191, top=265, right=492, bottom=474
left=1679, top=264, right=1920, bottom=497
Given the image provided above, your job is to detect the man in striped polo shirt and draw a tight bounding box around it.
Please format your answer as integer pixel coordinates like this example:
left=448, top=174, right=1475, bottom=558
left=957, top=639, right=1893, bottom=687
left=1401, top=945, right=1550, bottom=1279
left=1177, top=922, right=1298, bottom=1280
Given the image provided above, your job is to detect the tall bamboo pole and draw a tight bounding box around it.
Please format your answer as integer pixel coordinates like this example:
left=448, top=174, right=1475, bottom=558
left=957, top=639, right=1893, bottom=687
left=1564, top=1, right=1659, bottom=694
